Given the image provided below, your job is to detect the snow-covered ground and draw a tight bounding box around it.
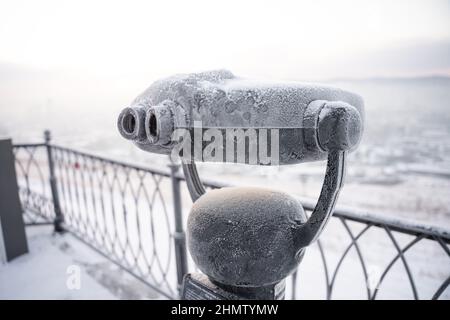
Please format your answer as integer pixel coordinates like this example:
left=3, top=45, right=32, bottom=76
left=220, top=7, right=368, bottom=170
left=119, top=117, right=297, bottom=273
left=0, top=225, right=164, bottom=299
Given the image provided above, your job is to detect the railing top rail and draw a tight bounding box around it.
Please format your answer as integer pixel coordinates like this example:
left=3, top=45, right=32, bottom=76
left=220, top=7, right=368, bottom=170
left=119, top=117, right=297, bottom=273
left=49, top=144, right=172, bottom=178
left=299, top=198, right=450, bottom=242
left=13, top=143, right=46, bottom=148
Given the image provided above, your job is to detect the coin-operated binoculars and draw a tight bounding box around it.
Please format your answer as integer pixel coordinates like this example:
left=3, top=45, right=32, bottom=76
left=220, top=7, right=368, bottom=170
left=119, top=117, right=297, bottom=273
left=118, top=70, right=364, bottom=300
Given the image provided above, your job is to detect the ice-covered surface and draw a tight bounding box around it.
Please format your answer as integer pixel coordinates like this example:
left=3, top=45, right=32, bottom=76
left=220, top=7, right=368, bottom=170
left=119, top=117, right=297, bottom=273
left=0, top=225, right=162, bottom=300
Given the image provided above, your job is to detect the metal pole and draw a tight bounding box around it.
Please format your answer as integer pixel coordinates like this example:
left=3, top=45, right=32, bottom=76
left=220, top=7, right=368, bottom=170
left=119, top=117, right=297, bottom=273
left=0, top=138, right=28, bottom=261
left=291, top=270, right=298, bottom=299
left=44, top=130, right=64, bottom=233
left=169, top=162, right=188, bottom=296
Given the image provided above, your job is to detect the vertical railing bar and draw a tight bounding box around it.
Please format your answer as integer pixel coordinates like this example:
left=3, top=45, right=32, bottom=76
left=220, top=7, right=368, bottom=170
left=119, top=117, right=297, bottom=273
left=169, top=163, right=188, bottom=297
left=54, top=148, right=71, bottom=227
left=44, top=130, right=64, bottom=232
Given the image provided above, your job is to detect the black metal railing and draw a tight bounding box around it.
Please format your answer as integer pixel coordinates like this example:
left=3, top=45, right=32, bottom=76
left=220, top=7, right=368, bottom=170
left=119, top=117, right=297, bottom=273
left=12, top=132, right=450, bottom=300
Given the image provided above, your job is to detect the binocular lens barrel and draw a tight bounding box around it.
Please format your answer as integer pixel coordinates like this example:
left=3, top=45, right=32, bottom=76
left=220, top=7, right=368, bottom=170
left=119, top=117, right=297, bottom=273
left=118, top=70, right=364, bottom=165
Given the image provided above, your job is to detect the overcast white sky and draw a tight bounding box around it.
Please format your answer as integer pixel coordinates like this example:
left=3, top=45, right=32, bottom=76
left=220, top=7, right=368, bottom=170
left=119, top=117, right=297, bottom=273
left=0, top=0, right=449, bottom=80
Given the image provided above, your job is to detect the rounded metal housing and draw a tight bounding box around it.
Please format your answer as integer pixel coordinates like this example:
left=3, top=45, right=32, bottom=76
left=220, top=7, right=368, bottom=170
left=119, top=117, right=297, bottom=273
left=187, top=186, right=307, bottom=287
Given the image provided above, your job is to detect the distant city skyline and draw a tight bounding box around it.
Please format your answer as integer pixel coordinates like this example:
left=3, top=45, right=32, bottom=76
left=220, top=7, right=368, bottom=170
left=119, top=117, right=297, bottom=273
left=0, top=0, right=449, bottom=81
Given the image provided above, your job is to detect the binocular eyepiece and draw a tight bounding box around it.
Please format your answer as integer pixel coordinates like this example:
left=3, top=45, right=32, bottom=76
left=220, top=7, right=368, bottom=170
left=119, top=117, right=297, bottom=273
left=118, top=103, right=174, bottom=145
